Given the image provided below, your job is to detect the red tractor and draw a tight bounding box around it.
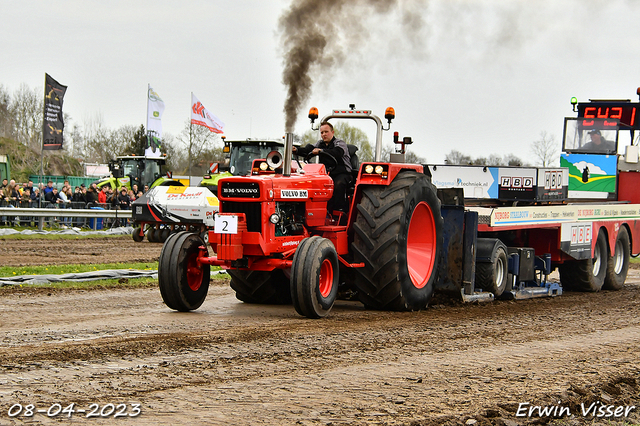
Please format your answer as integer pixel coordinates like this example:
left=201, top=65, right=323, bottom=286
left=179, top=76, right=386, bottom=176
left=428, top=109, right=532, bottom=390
left=158, top=107, right=443, bottom=318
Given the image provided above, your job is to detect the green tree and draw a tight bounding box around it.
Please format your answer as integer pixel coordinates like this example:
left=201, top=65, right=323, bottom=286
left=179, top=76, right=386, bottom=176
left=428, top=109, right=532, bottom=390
left=126, top=125, right=148, bottom=156
left=110, top=125, right=139, bottom=157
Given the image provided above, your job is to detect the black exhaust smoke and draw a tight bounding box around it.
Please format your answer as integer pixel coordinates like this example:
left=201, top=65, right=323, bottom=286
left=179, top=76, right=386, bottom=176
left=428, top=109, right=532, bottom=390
left=278, top=0, right=427, bottom=132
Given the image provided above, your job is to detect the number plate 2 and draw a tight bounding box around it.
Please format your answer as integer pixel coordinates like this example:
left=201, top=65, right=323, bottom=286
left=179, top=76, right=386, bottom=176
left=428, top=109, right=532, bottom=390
left=214, top=214, right=238, bottom=234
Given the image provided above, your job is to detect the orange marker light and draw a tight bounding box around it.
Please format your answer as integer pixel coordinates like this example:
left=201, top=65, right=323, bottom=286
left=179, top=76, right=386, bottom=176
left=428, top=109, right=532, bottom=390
left=385, top=107, right=395, bottom=122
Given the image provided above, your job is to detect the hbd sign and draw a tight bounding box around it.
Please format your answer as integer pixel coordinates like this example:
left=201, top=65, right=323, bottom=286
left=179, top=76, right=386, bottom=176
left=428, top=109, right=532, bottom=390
left=544, top=171, right=564, bottom=190
left=500, top=176, right=534, bottom=188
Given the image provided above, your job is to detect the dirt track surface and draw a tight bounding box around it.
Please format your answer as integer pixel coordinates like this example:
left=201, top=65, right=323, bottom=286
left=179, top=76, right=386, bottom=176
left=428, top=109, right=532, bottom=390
left=0, top=236, right=162, bottom=266
left=1, top=237, right=640, bottom=425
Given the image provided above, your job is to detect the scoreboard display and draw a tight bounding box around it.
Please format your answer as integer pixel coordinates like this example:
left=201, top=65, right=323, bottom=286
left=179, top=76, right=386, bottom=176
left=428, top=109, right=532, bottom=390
left=577, top=101, right=639, bottom=129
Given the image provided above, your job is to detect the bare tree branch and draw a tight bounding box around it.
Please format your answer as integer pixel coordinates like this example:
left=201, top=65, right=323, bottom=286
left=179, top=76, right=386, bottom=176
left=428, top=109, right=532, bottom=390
left=531, top=131, right=559, bottom=167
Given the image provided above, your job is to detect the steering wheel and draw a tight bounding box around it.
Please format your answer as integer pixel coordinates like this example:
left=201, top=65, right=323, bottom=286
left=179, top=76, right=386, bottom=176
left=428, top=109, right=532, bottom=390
left=304, top=151, right=337, bottom=173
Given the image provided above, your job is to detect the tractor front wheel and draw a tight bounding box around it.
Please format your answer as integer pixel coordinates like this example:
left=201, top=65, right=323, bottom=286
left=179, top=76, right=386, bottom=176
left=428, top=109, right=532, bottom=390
left=158, top=231, right=210, bottom=311
left=290, top=236, right=339, bottom=318
left=352, top=170, right=443, bottom=311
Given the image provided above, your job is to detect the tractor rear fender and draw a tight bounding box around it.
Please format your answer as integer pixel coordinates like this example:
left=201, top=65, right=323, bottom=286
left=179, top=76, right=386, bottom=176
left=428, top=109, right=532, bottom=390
left=347, top=163, right=427, bottom=227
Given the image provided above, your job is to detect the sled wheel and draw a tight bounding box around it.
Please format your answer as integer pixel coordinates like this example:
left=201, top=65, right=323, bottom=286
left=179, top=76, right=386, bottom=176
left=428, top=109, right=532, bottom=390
left=146, top=227, right=156, bottom=243
left=228, top=269, right=291, bottom=304
left=132, top=226, right=144, bottom=242
left=352, top=170, right=443, bottom=310
left=159, top=228, right=171, bottom=243
left=290, top=236, right=339, bottom=318
left=604, top=227, right=630, bottom=290
left=158, top=231, right=210, bottom=311
left=475, top=239, right=509, bottom=297
left=559, top=229, right=607, bottom=292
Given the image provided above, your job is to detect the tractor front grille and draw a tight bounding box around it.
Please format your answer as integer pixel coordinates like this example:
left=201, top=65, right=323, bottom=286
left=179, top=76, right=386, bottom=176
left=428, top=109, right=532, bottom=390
left=221, top=201, right=262, bottom=233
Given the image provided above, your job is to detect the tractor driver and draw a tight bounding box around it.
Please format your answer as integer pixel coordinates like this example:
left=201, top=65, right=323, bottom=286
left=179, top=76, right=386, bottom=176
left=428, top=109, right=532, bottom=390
left=583, top=129, right=616, bottom=153
left=293, top=121, right=352, bottom=217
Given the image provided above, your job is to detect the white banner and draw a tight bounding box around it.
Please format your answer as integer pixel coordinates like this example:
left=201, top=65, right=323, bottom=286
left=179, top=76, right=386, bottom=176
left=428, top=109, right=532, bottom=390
left=191, top=93, right=224, bottom=134
left=146, top=85, right=165, bottom=158
left=147, top=85, right=165, bottom=136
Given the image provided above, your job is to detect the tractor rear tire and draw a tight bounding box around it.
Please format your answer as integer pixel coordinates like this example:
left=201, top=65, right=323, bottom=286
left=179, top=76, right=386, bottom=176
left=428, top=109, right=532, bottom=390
left=132, top=226, right=144, bottom=242
left=352, top=170, right=443, bottom=311
left=229, top=269, right=291, bottom=305
left=559, top=230, right=607, bottom=292
left=290, top=236, right=339, bottom=318
left=604, top=227, right=630, bottom=290
left=158, top=231, right=210, bottom=311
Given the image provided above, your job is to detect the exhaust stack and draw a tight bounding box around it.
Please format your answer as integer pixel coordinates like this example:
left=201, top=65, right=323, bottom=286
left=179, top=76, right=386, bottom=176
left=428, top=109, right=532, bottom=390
left=283, top=132, right=294, bottom=176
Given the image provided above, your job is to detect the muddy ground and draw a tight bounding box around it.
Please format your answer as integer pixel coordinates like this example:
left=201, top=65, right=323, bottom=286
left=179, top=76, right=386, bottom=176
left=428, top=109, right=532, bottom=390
left=0, top=237, right=161, bottom=267
left=0, top=236, right=639, bottom=425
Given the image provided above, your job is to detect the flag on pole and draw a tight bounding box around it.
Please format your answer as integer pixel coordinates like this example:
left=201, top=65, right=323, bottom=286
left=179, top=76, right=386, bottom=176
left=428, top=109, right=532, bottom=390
left=42, top=73, right=67, bottom=150
left=146, top=85, right=165, bottom=157
left=191, top=93, right=224, bottom=134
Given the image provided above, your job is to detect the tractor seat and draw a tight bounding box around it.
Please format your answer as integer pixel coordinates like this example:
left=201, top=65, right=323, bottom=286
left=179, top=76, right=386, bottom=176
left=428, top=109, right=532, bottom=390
left=347, top=144, right=359, bottom=181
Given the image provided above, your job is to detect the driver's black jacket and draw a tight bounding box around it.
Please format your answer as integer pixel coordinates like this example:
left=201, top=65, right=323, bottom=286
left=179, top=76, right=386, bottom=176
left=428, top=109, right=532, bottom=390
left=296, top=137, right=351, bottom=177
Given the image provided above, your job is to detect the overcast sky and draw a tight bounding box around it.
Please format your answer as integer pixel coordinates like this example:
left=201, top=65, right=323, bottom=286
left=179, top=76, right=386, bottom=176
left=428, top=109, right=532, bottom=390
left=3, top=0, right=640, bottom=164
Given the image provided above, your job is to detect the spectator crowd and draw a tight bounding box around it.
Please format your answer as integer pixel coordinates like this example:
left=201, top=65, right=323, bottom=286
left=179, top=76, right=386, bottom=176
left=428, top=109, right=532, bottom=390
left=0, top=178, right=147, bottom=228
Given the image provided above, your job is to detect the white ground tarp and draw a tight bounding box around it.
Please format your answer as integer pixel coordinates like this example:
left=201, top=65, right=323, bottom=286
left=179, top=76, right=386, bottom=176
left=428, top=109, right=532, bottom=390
left=0, top=269, right=157, bottom=286
left=0, top=268, right=229, bottom=286
left=0, top=226, right=134, bottom=237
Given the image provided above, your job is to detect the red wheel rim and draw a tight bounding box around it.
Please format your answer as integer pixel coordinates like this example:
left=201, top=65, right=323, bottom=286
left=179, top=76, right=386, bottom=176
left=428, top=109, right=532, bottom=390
left=186, top=252, right=203, bottom=291
left=406, top=201, right=436, bottom=289
left=318, top=258, right=333, bottom=298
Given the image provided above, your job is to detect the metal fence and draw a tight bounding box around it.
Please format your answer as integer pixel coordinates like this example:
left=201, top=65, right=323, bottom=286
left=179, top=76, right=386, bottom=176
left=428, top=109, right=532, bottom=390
left=0, top=201, right=132, bottom=230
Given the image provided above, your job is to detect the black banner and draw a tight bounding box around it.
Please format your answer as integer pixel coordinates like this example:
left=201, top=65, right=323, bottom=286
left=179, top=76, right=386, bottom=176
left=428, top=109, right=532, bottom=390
left=42, top=73, right=67, bottom=150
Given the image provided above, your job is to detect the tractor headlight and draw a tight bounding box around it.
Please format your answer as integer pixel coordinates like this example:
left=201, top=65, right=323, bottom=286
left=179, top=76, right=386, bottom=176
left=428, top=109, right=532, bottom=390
left=259, top=162, right=269, bottom=171
left=375, top=165, right=384, bottom=174
left=364, top=164, right=374, bottom=174
left=269, top=213, right=280, bottom=224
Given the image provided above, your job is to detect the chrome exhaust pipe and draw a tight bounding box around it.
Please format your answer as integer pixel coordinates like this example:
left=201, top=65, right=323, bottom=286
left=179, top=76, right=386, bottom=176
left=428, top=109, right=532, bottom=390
left=283, top=132, right=294, bottom=176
